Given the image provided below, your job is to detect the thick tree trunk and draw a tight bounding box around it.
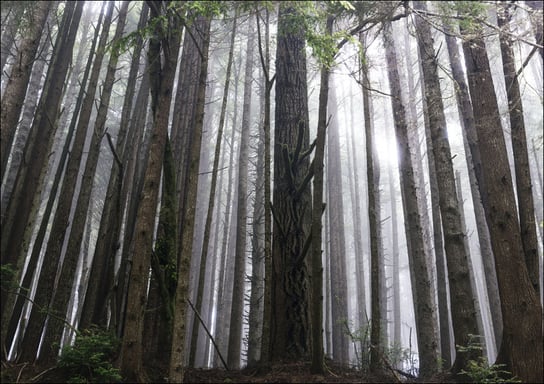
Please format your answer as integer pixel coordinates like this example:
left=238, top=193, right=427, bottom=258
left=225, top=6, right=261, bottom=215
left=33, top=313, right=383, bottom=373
left=461, top=22, right=543, bottom=383
left=0, top=1, right=51, bottom=181
left=383, top=20, right=440, bottom=378
left=269, top=3, right=312, bottom=361
left=413, top=2, right=481, bottom=374
left=498, top=4, right=540, bottom=297
left=443, top=21, right=502, bottom=351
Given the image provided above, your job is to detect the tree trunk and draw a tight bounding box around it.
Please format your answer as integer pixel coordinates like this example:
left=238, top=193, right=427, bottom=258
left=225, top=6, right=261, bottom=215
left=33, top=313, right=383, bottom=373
left=383, top=20, right=440, bottom=378
left=309, top=15, right=333, bottom=374
left=189, top=12, right=237, bottom=368
left=413, top=2, right=481, bottom=374
left=498, top=3, right=540, bottom=297
left=360, top=43, right=383, bottom=372
left=461, top=21, right=543, bottom=383
left=269, top=3, right=312, bottom=362
left=443, top=20, right=502, bottom=351
left=169, top=13, right=211, bottom=383
left=1, top=2, right=103, bottom=359
left=80, top=2, right=149, bottom=330
left=38, top=2, right=129, bottom=364
left=327, top=80, right=350, bottom=365
left=227, top=16, right=255, bottom=370
left=0, top=1, right=51, bottom=181
left=6, top=1, right=84, bottom=362
left=120, top=2, right=182, bottom=381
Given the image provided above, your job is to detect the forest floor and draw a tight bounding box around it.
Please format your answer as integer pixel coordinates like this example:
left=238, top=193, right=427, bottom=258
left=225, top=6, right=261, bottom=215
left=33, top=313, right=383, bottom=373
left=2, top=359, right=457, bottom=383
left=183, top=361, right=456, bottom=383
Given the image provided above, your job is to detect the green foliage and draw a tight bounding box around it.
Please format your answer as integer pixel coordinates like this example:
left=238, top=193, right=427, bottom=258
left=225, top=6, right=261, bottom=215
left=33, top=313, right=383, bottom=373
left=457, top=335, right=521, bottom=383
left=437, top=1, right=488, bottom=33
left=58, top=326, right=122, bottom=383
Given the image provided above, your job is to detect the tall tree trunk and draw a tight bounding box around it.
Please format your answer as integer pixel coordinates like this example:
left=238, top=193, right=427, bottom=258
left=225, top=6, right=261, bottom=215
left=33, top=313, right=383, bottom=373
left=388, top=160, right=402, bottom=367
left=0, top=0, right=82, bottom=285
left=80, top=2, right=149, bottom=329
left=212, top=59, right=241, bottom=367
left=455, top=170, right=488, bottom=360
left=461, top=20, right=543, bottom=383
left=6, top=1, right=85, bottom=362
left=360, top=43, right=383, bottom=372
left=310, top=15, right=333, bottom=374
left=327, top=81, right=349, bottom=365
left=420, top=62, right=452, bottom=370
left=498, top=3, right=540, bottom=297
left=119, top=2, right=182, bottom=381
left=269, top=3, right=312, bottom=362
left=255, top=7, right=274, bottom=364
left=0, top=1, right=51, bottom=181
left=38, top=2, right=130, bottom=364
left=189, top=12, right=237, bottom=368
left=113, top=61, right=151, bottom=338
left=443, top=20, right=502, bottom=351
left=382, top=20, right=440, bottom=378
left=1, top=2, right=103, bottom=359
left=169, top=13, right=211, bottom=383
left=227, top=16, right=255, bottom=370
left=413, top=2, right=481, bottom=374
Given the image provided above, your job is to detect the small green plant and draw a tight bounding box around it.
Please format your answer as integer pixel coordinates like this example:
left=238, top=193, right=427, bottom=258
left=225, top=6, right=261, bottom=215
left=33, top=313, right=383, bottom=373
left=458, top=335, right=521, bottom=383
left=58, top=326, right=122, bottom=383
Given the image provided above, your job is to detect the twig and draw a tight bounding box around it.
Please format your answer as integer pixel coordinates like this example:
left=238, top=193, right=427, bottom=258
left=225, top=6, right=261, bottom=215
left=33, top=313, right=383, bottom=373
left=186, top=298, right=229, bottom=371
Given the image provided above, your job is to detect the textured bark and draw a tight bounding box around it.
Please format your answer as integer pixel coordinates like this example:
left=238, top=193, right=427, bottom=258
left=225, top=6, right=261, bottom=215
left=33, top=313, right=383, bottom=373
left=461, top=23, right=543, bottom=383
left=419, top=58, right=452, bottom=369
left=443, top=21, right=502, bottom=350
left=413, top=2, right=480, bottom=374
left=383, top=20, right=440, bottom=377
left=455, top=170, right=488, bottom=360
left=169, top=14, right=211, bottom=383
left=269, top=3, right=312, bottom=362
left=0, top=1, right=51, bottom=181
left=498, top=4, right=540, bottom=297
left=5, top=1, right=84, bottom=362
left=120, top=2, right=182, bottom=381
left=247, top=95, right=265, bottom=366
